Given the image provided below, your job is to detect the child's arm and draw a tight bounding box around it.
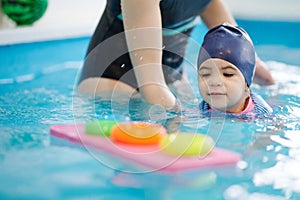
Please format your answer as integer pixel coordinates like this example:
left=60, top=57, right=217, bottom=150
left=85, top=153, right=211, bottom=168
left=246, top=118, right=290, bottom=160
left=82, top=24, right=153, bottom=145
left=121, top=0, right=176, bottom=107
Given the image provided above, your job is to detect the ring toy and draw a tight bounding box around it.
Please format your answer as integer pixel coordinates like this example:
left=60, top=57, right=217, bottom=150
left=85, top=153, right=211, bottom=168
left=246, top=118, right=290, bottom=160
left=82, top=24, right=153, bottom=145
left=159, top=133, right=215, bottom=156
left=85, top=120, right=117, bottom=136
left=110, top=122, right=167, bottom=145
left=2, top=0, right=48, bottom=26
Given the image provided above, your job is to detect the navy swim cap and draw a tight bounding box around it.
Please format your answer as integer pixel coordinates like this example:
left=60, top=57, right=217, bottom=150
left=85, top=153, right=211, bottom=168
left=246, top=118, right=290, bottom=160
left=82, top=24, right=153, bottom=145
left=198, top=23, right=256, bottom=86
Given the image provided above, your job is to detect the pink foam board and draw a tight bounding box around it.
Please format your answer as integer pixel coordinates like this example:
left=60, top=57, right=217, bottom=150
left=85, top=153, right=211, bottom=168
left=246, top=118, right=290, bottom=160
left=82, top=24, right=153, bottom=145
left=50, top=124, right=241, bottom=172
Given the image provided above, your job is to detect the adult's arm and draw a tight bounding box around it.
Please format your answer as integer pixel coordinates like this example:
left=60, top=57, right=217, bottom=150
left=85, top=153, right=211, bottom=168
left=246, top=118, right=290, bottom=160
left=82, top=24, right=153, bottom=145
left=200, top=0, right=237, bottom=28
left=121, top=0, right=177, bottom=107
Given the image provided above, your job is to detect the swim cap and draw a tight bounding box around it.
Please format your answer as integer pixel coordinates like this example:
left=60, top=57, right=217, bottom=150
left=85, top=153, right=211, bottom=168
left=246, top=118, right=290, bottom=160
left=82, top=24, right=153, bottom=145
left=198, top=23, right=256, bottom=86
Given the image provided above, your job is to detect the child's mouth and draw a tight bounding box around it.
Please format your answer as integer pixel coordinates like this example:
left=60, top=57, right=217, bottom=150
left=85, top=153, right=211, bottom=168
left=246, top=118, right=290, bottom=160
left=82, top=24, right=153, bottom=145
left=208, top=92, right=226, bottom=96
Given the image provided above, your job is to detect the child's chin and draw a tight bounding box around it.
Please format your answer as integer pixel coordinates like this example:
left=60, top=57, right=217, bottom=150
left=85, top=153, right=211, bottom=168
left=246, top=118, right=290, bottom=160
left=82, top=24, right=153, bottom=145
left=211, top=105, right=228, bottom=112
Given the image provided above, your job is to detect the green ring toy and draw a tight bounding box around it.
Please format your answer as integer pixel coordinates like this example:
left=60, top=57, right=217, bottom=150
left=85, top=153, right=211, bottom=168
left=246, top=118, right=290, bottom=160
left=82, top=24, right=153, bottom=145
left=2, top=0, right=48, bottom=26
left=85, top=120, right=118, bottom=137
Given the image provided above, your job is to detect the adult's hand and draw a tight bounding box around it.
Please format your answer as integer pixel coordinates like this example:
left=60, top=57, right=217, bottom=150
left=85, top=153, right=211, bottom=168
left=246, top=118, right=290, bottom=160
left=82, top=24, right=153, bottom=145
left=253, top=56, right=275, bottom=85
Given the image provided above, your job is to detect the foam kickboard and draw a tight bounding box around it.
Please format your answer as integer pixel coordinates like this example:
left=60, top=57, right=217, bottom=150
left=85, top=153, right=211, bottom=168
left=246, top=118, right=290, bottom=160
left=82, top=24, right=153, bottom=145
left=50, top=124, right=241, bottom=172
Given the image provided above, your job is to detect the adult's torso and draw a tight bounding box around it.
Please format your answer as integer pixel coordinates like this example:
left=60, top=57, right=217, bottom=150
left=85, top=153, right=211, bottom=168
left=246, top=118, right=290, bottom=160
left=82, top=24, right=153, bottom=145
left=106, top=0, right=211, bottom=28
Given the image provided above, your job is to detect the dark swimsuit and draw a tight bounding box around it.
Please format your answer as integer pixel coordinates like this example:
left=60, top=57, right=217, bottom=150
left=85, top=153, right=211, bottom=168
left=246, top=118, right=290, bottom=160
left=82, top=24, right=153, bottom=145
left=79, top=0, right=211, bottom=89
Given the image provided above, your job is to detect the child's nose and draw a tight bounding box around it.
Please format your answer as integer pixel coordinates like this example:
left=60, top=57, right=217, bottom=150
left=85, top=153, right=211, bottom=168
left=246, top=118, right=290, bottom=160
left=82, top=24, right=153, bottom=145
left=208, top=75, right=223, bottom=86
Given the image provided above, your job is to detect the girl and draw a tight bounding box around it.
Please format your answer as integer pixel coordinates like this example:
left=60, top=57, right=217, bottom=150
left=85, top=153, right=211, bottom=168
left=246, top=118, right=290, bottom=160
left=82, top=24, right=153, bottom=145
left=198, top=23, right=272, bottom=117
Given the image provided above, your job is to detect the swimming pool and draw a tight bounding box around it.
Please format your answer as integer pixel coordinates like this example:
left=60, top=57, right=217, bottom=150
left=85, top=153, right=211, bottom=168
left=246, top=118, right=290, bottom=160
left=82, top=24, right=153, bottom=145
left=1, top=19, right=300, bottom=199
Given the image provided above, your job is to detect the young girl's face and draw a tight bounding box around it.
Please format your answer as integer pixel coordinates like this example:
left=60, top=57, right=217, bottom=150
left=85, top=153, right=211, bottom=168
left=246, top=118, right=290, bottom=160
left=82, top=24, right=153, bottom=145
left=198, top=58, right=250, bottom=113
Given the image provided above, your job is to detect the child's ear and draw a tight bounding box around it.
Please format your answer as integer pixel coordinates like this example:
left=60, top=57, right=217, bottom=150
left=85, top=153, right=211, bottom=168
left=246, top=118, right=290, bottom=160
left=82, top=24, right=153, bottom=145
left=245, top=84, right=250, bottom=93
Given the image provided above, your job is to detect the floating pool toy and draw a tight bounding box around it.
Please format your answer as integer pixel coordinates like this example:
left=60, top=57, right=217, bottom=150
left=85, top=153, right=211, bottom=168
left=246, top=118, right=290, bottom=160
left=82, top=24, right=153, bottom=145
left=1, top=0, right=48, bottom=26
left=110, top=122, right=167, bottom=145
left=85, top=120, right=117, bottom=136
left=160, top=133, right=215, bottom=156
left=50, top=124, right=241, bottom=172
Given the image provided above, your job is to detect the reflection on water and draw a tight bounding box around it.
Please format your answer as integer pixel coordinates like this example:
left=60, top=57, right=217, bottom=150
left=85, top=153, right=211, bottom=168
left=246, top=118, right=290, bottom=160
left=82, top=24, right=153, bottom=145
left=253, top=130, right=300, bottom=197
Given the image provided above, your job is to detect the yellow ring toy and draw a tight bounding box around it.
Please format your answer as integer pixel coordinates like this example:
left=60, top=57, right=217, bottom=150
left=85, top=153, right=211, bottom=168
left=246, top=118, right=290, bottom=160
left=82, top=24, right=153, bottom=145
left=159, top=133, right=215, bottom=156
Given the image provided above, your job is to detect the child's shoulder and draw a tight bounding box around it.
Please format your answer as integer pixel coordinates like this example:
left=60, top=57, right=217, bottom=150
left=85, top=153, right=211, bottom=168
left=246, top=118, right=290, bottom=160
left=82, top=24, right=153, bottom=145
left=199, top=93, right=273, bottom=118
left=251, top=93, right=273, bottom=115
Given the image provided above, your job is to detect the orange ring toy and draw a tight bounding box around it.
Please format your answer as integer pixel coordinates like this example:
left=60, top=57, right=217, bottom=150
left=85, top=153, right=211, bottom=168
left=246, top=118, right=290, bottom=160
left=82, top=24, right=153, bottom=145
left=110, top=122, right=167, bottom=145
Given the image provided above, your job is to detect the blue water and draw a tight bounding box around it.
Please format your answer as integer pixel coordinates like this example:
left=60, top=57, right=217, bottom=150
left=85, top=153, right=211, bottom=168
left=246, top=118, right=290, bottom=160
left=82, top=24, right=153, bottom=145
left=1, top=20, right=300, bottom=199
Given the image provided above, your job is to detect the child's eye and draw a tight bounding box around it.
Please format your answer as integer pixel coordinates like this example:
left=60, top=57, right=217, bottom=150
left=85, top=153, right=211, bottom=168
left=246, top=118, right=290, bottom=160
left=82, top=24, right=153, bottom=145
left=200, top=73, right=210, bottom=78
left=223, top=73, right=234, bottom=77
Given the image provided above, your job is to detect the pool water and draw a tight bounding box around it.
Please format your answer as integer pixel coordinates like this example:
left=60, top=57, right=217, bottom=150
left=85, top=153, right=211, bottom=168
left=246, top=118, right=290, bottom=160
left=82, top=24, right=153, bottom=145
left=1, top=20, right=300, bottom=199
